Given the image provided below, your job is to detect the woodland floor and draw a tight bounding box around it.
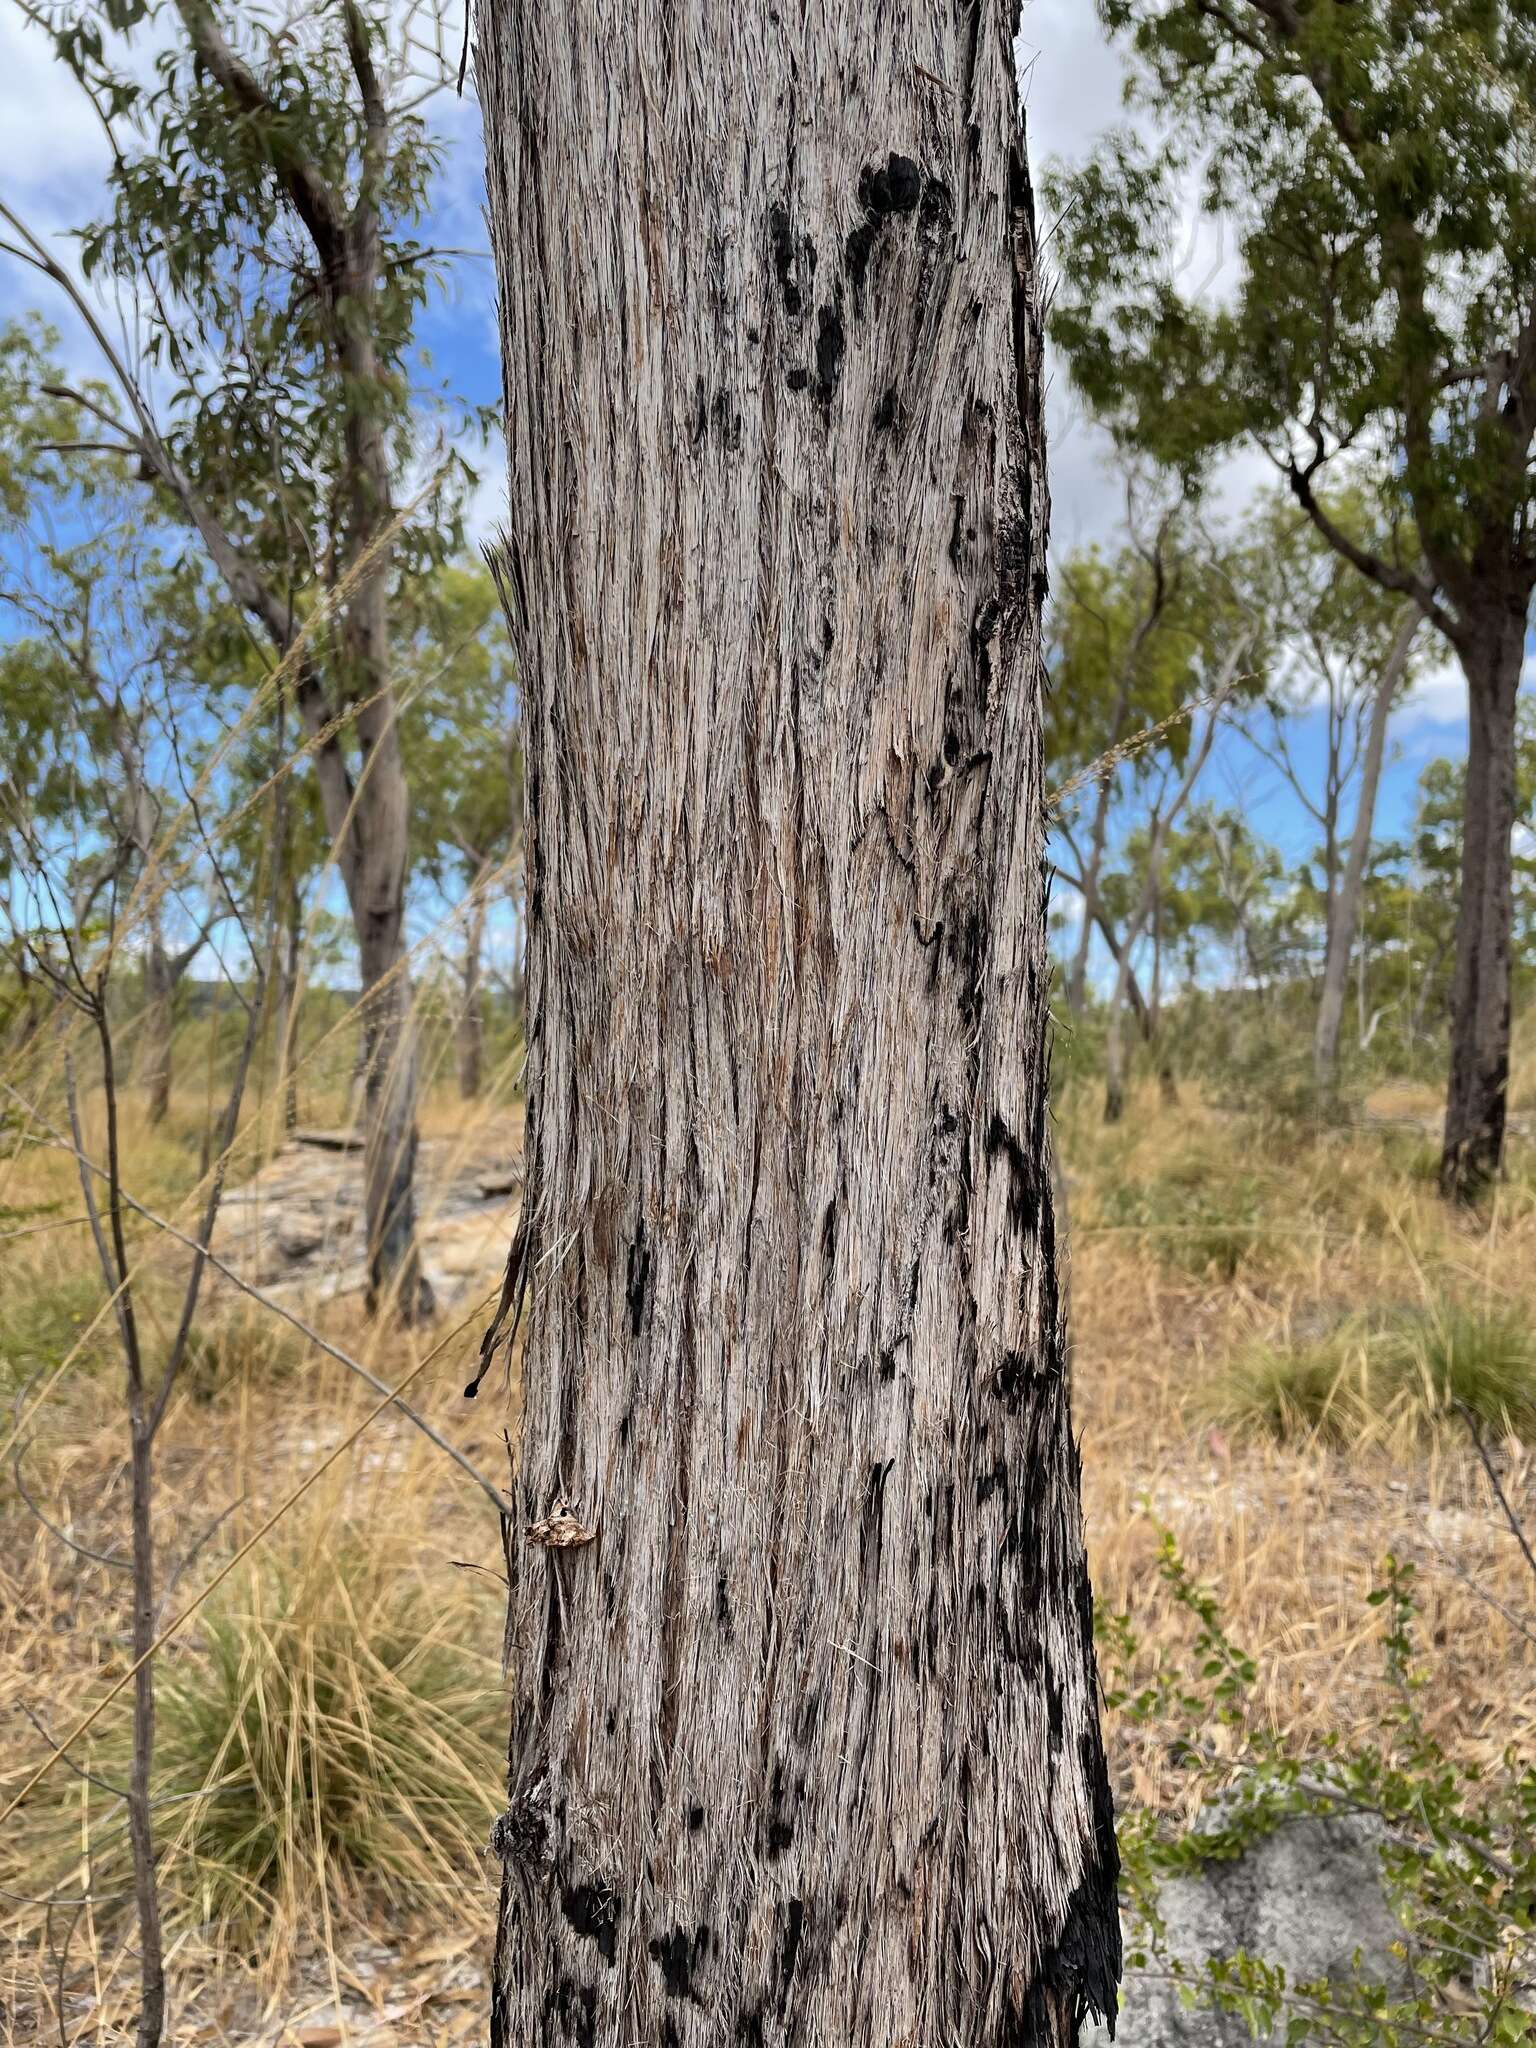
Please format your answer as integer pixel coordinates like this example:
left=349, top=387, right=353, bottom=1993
left=2, top=1076, right=1533, bottom=2044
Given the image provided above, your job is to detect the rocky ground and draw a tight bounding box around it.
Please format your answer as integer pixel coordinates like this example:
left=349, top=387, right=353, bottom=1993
left=210, top=1120, right=524, bottom=1311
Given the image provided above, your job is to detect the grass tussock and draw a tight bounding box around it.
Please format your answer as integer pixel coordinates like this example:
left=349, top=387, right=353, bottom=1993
left=9, top=1524, right=505, bottom=1966
left=1199, top=1300, right=1536, bottom=1448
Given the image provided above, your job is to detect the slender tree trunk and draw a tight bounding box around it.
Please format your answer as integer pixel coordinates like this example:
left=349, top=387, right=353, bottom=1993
left=1097, top=674, right=1231, bottom=1127
left=458, top=885, right=489, bottom=1102
left=1149, top=877, right=1178, bottom=1107
left=1314, top=606, right=1416, bottom=1094
left=477, top=4, right=1119, bottom=2040
left=1103, top=974, right=1129, bottom=1125
left=275, top=881, right=302, bottom=1135
left=336, top=74, right=433, bottom=1322
left=1440, top=603, right=1525, bottom=1199
left=140, top=925, right=175, bottom=1127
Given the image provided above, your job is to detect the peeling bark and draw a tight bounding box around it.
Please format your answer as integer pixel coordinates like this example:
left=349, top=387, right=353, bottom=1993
left=478, top=2, right=1118, bottom=2041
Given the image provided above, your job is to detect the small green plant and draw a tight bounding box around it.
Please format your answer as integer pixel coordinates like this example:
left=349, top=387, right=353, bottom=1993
left=1201, top=1303, right=1536, bottom=1447
left=1103, top=1532, right=1536, bottom=2045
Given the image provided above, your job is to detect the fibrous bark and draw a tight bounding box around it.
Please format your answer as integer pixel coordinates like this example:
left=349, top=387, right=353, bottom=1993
left=477, top=2, right=1119, bottom=2042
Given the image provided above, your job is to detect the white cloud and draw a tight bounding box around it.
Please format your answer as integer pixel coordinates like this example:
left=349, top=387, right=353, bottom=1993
left=1399, top=645, right=1468, bottom=732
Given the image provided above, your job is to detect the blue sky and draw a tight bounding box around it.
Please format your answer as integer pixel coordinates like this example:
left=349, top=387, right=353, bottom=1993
left=0, top=0, right=1484, bottom=929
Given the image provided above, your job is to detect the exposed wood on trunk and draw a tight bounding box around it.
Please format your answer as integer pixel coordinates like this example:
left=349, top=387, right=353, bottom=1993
left=477, top=0, right=1119, bottom=2039
left=1313, top=604, right=1417, bottom=1093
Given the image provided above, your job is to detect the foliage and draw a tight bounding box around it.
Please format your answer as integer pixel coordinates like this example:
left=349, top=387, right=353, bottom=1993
left=1046, top=1, right=1536, bottom=608
left=1099, top=1158, right=1273, bottom=1281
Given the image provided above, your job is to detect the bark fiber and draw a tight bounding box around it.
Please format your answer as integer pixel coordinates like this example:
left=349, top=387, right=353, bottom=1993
left=478, top=2, right=1119, bottom=2039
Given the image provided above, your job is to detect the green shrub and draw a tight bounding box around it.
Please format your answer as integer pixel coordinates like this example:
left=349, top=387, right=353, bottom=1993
left=0, top=1261, right=110, bottom=1393
left=1104, top=1534, right=1536, bottom=2048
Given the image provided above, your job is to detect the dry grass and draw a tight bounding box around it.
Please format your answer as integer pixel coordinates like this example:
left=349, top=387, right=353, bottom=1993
left=1, top=1026, right=1533, bottom=2041
left=1061, top=1078, right=1536, bottom=1825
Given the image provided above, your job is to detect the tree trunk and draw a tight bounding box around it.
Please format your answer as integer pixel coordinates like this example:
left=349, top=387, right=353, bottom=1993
left=140, top=928, right=174, bottom=1127
left=458, top=883, right=489, bottom=1102
left=1440, top=604, right=1524, bottom=1199
left=335, top=80, right=433, bottom=1323
left=1149, top=877, right=1178, bottom=1108
left=1314, top=605, right=1416, bottom=1094
left=477, top=4, right=1120, bottom=2041
left=1103, top=982, right=1129, bottom=1125
left=275, top=881, right=302, bottom=1135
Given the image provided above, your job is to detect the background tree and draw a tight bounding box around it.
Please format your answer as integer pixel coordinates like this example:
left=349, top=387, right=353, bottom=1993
left=475, top=0, right=1120, bottom=2036
left=1, top=0, right=486, bottom=1314
left=0, top=327, right=247, bottom=1119
left=1231, top=492, right=1424, bottom=1091
left=1048, top=0, right=1536, bottom=1196
left=399, top=564, right=521, bottom=1102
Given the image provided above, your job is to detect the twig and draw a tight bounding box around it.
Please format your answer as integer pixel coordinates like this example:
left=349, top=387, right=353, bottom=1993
left=1456, top=1401, right=1536, bottom=1588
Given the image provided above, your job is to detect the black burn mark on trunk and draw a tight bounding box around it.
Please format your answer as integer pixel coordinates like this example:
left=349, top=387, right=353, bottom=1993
left=1010, top=1855, right=1122, bottom=2042
left=625, top=1218, right=650, bottom=1336
left=844, top=153, right=923, bottom=307
left=768, top=205, right=810, bottom=318
left=539, top=1978, right=597, bottom=2048
left=814, top=300, right=845, bottom=403
left=861, top=1457, right=896, bottom=1568
left=561, top=1885, right=619, bottom=1964
left=776, top=1898, right=806, bottom=2012
left=648, top=1925, right=711, bottom=2002
left=985, top=1111, right=1039, bottom=1238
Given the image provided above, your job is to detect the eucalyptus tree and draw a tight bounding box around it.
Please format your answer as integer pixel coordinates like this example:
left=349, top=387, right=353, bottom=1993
left=1, top=0, right=484, bottom=1313
left=399, top=563, right=521, bottom=1101
left=0, top=323, right=244, bottom=1118
left=1232, top=494, right=1423, bottom=1090
left=475, top=0, right=1119, bottom=2037
left=1048, top=0, right=1536, bottom=1196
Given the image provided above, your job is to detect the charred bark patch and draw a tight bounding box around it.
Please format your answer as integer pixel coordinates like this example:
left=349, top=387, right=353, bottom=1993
left=845, top=153, right=924, bottom=305
left=986, top=1111, right=1040, bottom=1238
left=776, top=1898, right=806, bottom=2009
left=814, top=301, right=846, bottom=403
left=540, top=1977, right=597, bottom=2048
left=768, top=204, right=811, bottom=316
left=993, top=1350, right=1029, bottom=1412
left=648, top=1926, right=711, bottom=2001
left=625, top=1220, right=650, bottom=1336
left=561, top=1884, right=620, bottom=1963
